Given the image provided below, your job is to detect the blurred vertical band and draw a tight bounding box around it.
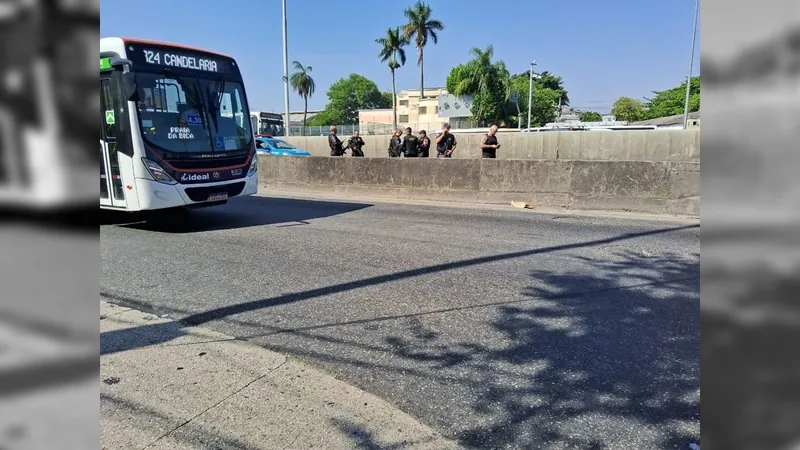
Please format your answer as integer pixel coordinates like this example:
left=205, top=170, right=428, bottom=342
left=0, top=0, right=97, bottom=210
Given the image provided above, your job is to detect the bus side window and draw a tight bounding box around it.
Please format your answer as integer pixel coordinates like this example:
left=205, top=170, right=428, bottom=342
left=101, top=79, right=117, bottom=140
left=106, top=72, right=135, bottom=157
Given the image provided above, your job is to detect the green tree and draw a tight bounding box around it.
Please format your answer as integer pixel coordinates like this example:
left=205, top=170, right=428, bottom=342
left=445, top=46, right=510, bottom=125
left=376, top=26, right=409, bottom=130
left=538, top=71, right=569, bottom=106
left=611, top=96, right=646, bottom=122
left=643, top=76, right=700, bottom=119
left=511, top=70, right=569, bottom=107
left=508, top=73, right=562, bottom=127
left=306, top=109, right=336, bottom=127
left=579, top=111, right=603, bottom=122
left=289, top=61, right=315, bottom=135
left=445, top=64, right=469, bottom=93
left=403, top=1, right=444, bottom=100
left=315, top=74, right=388, bottom=125
left=527, top=88, right=560, bottom=127
left=381, top=91, right=394, bottom=108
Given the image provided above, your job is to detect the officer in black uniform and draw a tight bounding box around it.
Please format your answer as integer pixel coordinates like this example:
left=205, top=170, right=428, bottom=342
left=328, top=125, right=345, bottom=156
left=480, top=125, right=501, bottom=158
left=418, top=130, right=431, bottom=157
left=388, top=129, right=403, bottom=157
left=435, top=123, right=457, bottom=158
left=401, top=127, right=420, bottom=157
left=346, top=130, right=365, bottom=157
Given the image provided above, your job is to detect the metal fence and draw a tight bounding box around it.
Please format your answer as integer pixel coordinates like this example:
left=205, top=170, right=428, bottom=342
left=289, top=119, right=478, bottom=136
left=288, top=125, right=359, bottom=136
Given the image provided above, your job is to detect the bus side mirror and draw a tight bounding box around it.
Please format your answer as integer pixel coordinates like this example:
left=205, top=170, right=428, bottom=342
left=122, top=72, right=137, bottom=100
left=107, top=58, right=136, bottom=99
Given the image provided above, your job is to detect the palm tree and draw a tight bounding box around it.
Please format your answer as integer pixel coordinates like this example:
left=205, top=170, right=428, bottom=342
left=402, top=1, right=444, bottom=100
left=376, top=27, right=409, bottom=130
left=465, top=46, right=496, bottom=94
left=289, top=61, right=315, bottom=135
left=451, top=46, right=511, bottom=125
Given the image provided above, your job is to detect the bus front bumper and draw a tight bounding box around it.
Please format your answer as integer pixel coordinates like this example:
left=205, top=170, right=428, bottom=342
left=136, top=173, right=258, bottom=210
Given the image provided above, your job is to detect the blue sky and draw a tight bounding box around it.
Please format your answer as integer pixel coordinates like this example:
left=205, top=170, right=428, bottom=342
left=100, top=0, right=700, bottom=114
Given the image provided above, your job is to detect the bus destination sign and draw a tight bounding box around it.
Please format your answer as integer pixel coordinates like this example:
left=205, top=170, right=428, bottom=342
left=144, top=49, right=218, bottom=71
left=128, top=43, right=237, bottom=75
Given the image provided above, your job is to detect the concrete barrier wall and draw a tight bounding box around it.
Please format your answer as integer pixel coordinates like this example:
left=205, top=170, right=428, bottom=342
left=257, top=156, right=700, bottom=216
left=281, top=129, right=700, bottom=161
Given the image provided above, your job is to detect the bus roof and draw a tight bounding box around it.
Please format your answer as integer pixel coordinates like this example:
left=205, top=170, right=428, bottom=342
left=119, top=37, right=233, bottom=59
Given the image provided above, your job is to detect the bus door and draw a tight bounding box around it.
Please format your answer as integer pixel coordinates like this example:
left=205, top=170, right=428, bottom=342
left=250, top=115, right=259, bottom=135
left=100, top=71, right=129, bottom=209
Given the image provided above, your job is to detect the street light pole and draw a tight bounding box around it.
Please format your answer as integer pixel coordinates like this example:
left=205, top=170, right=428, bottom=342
left=682, top=0, right=699, bottom=130
left=527, top=60, right=537, bottom=130
left=281, top=0, right=291, bottom=136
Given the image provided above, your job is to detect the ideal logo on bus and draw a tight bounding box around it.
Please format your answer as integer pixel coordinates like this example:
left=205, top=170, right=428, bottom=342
left=181, top=173, right=211, bottom=182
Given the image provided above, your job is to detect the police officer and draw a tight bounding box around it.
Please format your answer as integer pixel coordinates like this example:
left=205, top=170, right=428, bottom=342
left=328, top=125, right=345, bottom=156
left=401, top=127, right=420, bottom=157
left=480, top=125, right=501, bottom=158
left=418, top=130, right=431, bottom=157
left=435, top=123, right=457, bottom=158
left=347, top=130, right=365, bottom=157
left=388, top=129, right=403, bottom=157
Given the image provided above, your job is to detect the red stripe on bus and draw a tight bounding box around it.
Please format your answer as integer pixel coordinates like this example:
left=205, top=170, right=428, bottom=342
left=121, top=37, right=233, bottom=59
left=144, top=143, right=254, bottom=173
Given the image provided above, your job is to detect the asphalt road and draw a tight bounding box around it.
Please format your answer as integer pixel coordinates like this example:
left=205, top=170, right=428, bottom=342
left=100, top=195, right=700, bottom=449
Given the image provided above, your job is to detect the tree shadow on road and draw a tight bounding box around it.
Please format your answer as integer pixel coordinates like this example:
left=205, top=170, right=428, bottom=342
left=330, top=417, right=447, bottom=450
left=100, top=195, right=372, bottom=233
left=325, top=250, right=700, bottom=449
left=100, top=224, right=697, bottom=356
left=461, top=251, right=698, bottom=448
left=100, top=224, right=700, bottom=449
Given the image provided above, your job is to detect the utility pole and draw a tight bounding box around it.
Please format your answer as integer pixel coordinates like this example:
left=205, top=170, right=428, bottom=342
left=527, top=60, right=537, bottom=130
left=281, top=0, right=291, bottom=136
left=683, top=0, right=699, bottom=130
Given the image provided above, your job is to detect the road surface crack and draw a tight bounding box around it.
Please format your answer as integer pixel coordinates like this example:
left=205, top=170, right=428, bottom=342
left=139, top=358, right=288, bottom=450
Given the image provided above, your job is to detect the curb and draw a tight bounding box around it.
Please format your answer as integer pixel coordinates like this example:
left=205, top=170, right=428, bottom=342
left=100, top=300, right=462, bottom=450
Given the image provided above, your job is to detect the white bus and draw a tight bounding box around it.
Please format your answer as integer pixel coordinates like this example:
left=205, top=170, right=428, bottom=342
left=250, top=111, right=285, bottom=137
left=100, top=37, right=258, bottom=212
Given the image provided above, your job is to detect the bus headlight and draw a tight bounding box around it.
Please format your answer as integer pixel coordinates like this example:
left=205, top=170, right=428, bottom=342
left=247, top=155, right=258, bottom=176
left=142, top=158, right=178, bottom=185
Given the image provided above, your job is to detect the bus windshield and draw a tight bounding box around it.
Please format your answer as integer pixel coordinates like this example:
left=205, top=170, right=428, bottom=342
left=134, top=73, right=253, bottom=154
left=259, top=120, right=285, bottom=137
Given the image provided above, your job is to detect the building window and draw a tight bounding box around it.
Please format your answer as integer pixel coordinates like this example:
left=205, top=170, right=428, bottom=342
left=418, top=106, right=427, bottom=115
left=434, top=106, right=439, bottom=114
left=399, top=100, right=409, bottom=107
left=399, top=115, right=409, bottom=123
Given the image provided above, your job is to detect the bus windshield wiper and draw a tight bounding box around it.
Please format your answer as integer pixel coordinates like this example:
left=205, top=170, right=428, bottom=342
left=214, top=77, right=226, bottom=110
left=168, top=71, right=215, bottom=151
left=171, top=72, right=209, bottom=135
left=206, top=77, right=226, bottom=133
